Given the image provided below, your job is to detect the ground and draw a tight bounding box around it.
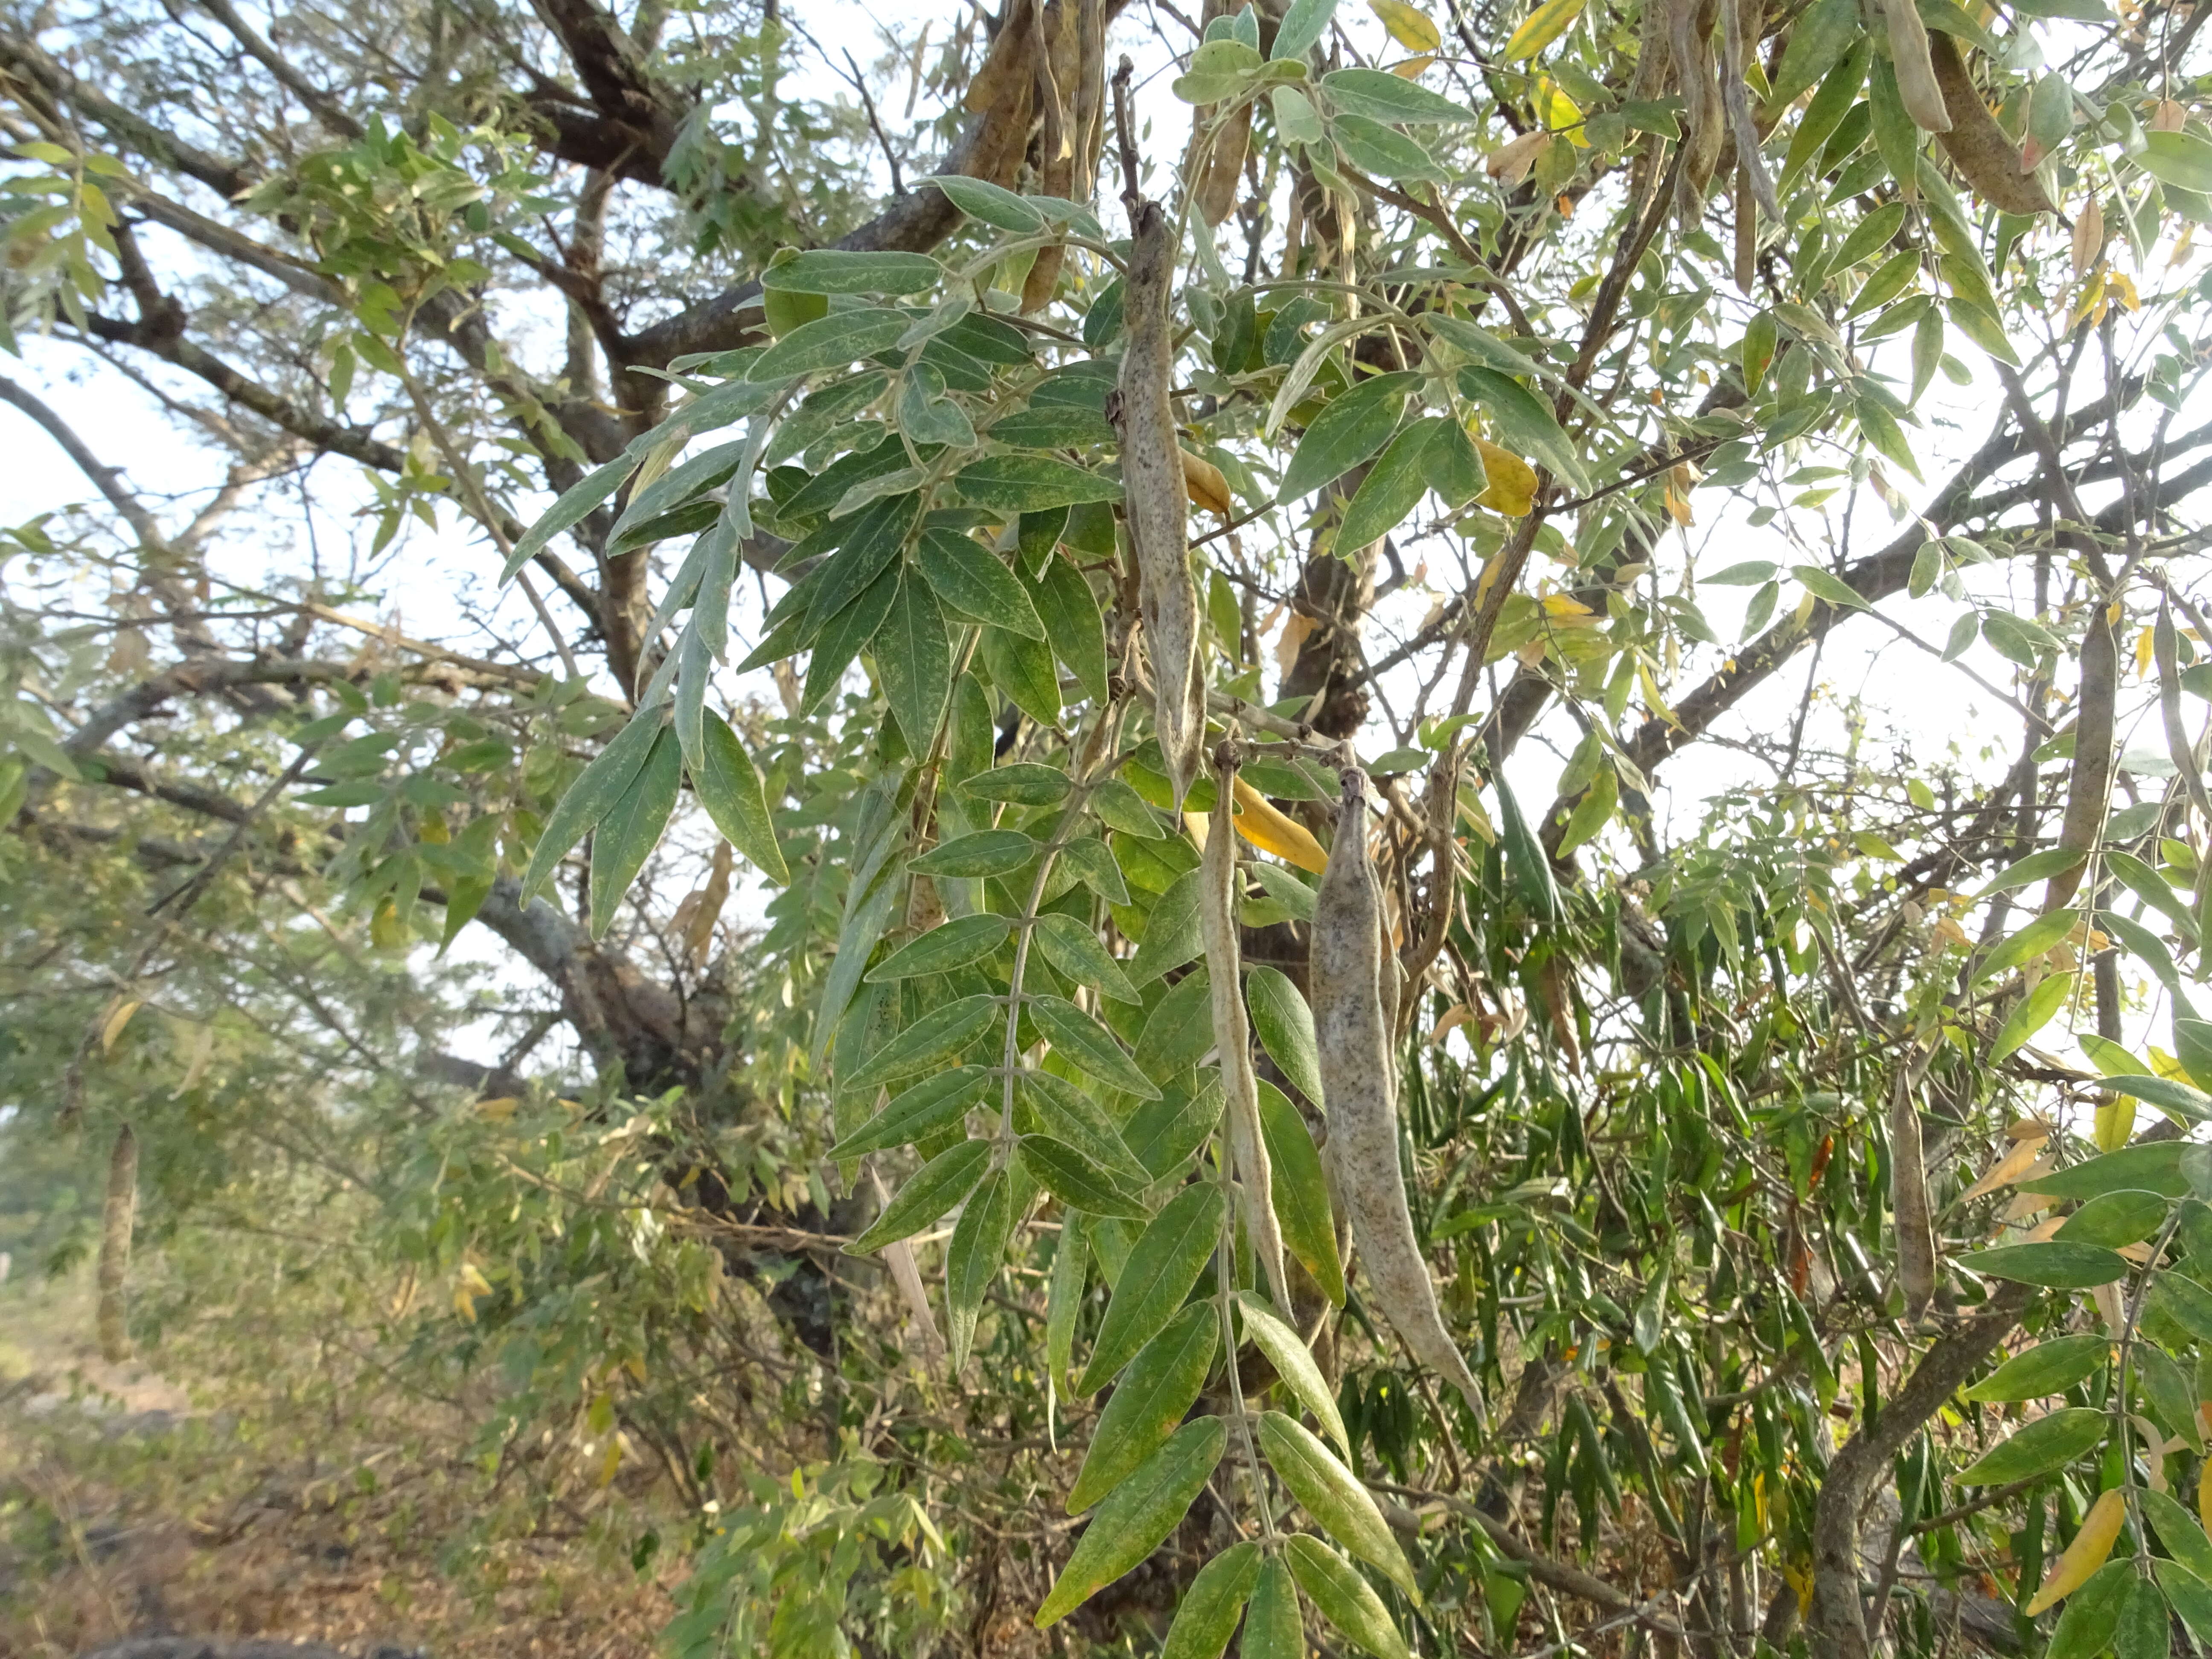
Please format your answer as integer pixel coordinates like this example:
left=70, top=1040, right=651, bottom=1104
left=0, top=1274, right=676, bottom=1659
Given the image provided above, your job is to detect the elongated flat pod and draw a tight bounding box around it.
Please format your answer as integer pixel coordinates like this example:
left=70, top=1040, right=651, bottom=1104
left=1929, top=32, right=2053, bottom=214
left=1310, top=768, right=1482, bottom=1415
left=1112, top=200, right=1205, bottom=806
left=1202, top=748, right=1294, bottom=1313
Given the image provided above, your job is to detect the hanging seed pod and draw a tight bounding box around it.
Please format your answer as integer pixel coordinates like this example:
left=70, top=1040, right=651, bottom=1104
left=1880, top=0, right=1952, bottom=132
left=1112, top=201, right=1206, bottom=806
left=97, top=1122, right=137, bottom=1363
left=1928, top=32, right=2054, bottom=213
left=1891, top=1070, right=1936, bottom=1321
left=1201, top=737, right=1295, bottom=1314
left=1311, top=766, right=1484, bottom=1416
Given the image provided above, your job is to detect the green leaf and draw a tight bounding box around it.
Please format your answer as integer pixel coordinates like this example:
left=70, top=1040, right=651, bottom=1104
left=1020, top=1135, right=1150, bottom=1220
left=2054, top=1189, right=2169, bottom=1248
left=1321, top=67, right=1481, bottom=124
left=1241, top=1557, right=1304, bottom=1659
left=520, top=708, right=661, bottom=902
left=955, top=455, right=1120, bottom=513
left=1962, top=1333, right=2110, bottom=1402
left=1245, top=966, right=1324, bottom=1105
left=2151, top=1272, right=2212, bottom=1345
left=1250, top=862, right=1318, bottom=922
left=1954, top=1406, right=2107, bottom=1484
left=925, top=174, right=1046, bottom=231
left=1958, top=1243, right=2129, bottom=1289
left=1257, top=1080, right=1346, bottom=1305
left=2113, top=1573, right=2169, bottom=1659
left=1032, top=994, right=1163, bottom=1100
left=504, top=445, right=640, bottom=583
left=1033, top=1417, right=1225, bottom=1626
left=1076, top=1182, right=1224, bottom=1393
left=1032, top=911, right=1140, bottom=1003
left=1496, top=771, right=1560, bottom=925
left=1973, top=908, right=2080, bottom=988
left=847, top=1138, right=992, bottom=1253
left=587, top=727, right=681, bottom=937
left=1332, top=112, right=1443, bottom=180
left=761, top=250, right=945, bottom=294
left=909, top=829, right=1039, bottom=878
left=877, top=569, right=951, bottom=756
left=917, top=528, right=1046, bottom=637
left=2141, top=130, right=2212, bottom=194
left=2142, top=1491, right=2212, bottom=1580
left=1257, top=1411, right=1418, bottom=1597
left=1284, top=1534, right=1414, bottom=1659
left=689, top=711, right=789, bottom=884
left=1048, top=1213, right=1087, bottom=1391
left=1236, top=1291, right=1348, bottom=1452
left=1129, top=869, right=1205, bottom=985
left=1030, top=555, right=1110, bottom=705
left=867, top=914, right=1012, bottom=981
left=828, top=1065, right=993, bottom=1158
left=803, top=565, right=902, bottom=713
left=1159, top=1542, right=1263, bottom=1659
left=1337, top=417, right=1445, bottom=550
left=841, top=994, right=1002, bottom=1093
left=1979, top=846, right=2087, bottom=896
left=946, top=1165, right=1015, bottom=1369
left=2160, top=1562, right=2212, bottom=1650
left=1793, top=563, right=1871, bottom=612
left=1058, top=835, right=1130, bottom=906
left=979, top=621, right=1061, bottom=727
left=1067, top=1302, right=1219, bottom=1512
left=1767, top=0, right=1862, bottom=108
left=2101, top=1074, right=2212, bottom=1123
left=2050, top=1561, right=2134, bottom=1659
left=961, top=762, right=1071, bottom=807
left=1135, top=969, right=1217, bottom=1082
left=1279, top=372, right=1420, bottom=504
left=1122, top=1072, right=1228, bottom=1181
left=1990, top=972, right=2068, bottom=1061
left=1019, top=1069, right=1153, bottom=1190
left=1458, top=365, right=1588, bottom=488
left=748, top=307, right=912, bottom=380
left=1272, top=0, right=1339, bottom=58
left=2022, top=1142, right=2191, bottom=1199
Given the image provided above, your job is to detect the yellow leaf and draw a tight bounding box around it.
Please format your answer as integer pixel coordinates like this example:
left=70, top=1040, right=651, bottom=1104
left=2109, top=269, right=2140, bottom=311
left=2026, top=1490, right=2125, bottom=1614
left=2094, top=1094, right=2136, bottom=1153
left=1369, top=0, right=1442, bottom=52
left=1389, top=53, right=1436, bottom=76
left=1504, top=0, right=1586, bottom=61
left=1474, top=438, right=1536, bottom=514
left=1180, top=448, right=1233, bottom=516
left=1231, top=776, right=1331, bottom=874
left=1540, top=593, right=1593, bottom=619
left=101, top=997, right=142, bottom=1054
left=1961, top=1132, right=2049, bottom=1199
left=1539, top=76, right=1589, bottom=146
left=597, top=1435, right=623, bottom=1487
left=477, top=1096, right=520, bottom=1119
left=2138, top=625, right=2158, bottom=678
left=1183, top=806, right=1210, bottom=850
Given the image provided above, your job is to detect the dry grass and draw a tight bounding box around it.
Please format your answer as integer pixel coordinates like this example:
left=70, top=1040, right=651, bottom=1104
left=0, top=1274, right=679, bottom=1659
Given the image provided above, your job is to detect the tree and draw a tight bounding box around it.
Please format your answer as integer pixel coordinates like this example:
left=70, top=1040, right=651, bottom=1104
left=6, top=0, right=2212, bottom=1650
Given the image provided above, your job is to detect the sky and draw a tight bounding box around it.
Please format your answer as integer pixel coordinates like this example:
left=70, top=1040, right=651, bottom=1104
left=4, top=0, right=2207, bottom=1092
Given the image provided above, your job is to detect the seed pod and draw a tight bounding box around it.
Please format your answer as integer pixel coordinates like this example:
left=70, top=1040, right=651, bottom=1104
left=1891, top=1071, right=1936, bottom=1321
left=1311, top=766, right=1483, bottom=1416
left=1201, top=742, right=1295, bottom=1314
left=1880, top=0, right=1952, bottom=133
left=1192, top=100, right=1252, bottom=228
left=97, top=1122, right=137, bottom=1363
left=1112, top=201, right=1206, bottom=807
left=1924, top=34, right=2052, bottom=211
left=2026, top=1488, right=2126, bottom=1615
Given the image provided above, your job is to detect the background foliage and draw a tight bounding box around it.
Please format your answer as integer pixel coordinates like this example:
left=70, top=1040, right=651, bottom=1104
left=6, top=0, right=2212, bottom=1653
